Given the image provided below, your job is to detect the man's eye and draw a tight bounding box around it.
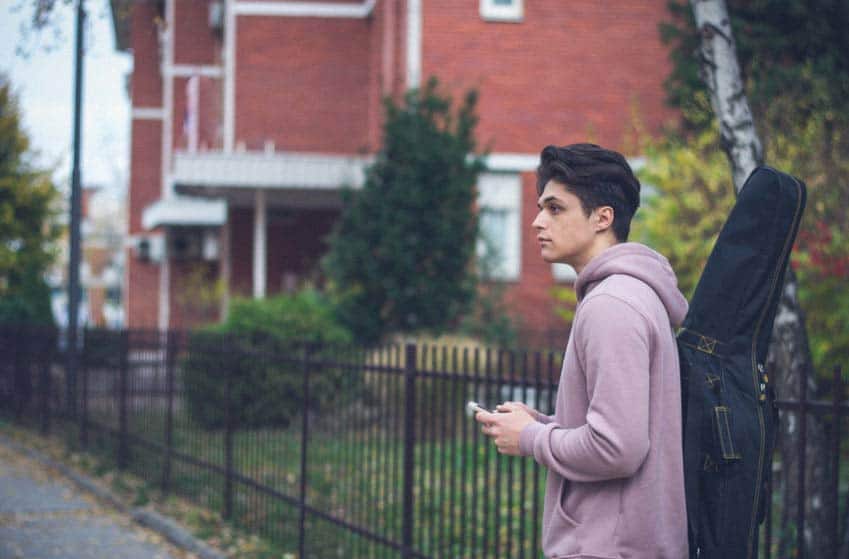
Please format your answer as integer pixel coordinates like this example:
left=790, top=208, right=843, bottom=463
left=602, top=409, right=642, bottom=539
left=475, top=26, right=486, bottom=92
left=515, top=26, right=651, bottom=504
left=549, top=205, right=561, bottom=214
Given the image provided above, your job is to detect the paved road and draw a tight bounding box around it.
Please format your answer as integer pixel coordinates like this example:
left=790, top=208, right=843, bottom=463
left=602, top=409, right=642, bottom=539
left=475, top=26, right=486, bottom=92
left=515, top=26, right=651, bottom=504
left=0, top=443, right=188, bottom=559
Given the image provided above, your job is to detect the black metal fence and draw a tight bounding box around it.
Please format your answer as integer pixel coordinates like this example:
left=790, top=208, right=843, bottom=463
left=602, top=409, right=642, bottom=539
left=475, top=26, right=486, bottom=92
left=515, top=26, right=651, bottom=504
left=0, top=326, right=846, bottom=558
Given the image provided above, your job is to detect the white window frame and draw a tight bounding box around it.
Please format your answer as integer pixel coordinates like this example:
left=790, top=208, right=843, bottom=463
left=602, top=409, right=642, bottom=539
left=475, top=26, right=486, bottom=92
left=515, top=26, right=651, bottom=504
left=552, top=263, right=577, bottom=283
left=477, top=173, right=521, bottom=281
left=480, top=0, right=523, bottom=22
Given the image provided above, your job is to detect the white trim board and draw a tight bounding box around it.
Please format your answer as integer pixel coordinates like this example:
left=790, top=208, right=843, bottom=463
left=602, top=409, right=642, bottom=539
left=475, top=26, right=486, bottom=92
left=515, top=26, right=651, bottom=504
left=170, top=65, right=223, bottom=78
left=132, top=107, right=164, bottom=120
left=484, top=153, right=539, bottom=172
left=234, top=0, right=376, bottom=18
left=483, top=153, right=647, bottom=173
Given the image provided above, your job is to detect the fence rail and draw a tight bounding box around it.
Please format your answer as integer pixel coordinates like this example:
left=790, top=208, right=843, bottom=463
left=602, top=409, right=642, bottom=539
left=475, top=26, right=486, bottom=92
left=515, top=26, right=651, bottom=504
left=1, top=326, right=846, bottom=558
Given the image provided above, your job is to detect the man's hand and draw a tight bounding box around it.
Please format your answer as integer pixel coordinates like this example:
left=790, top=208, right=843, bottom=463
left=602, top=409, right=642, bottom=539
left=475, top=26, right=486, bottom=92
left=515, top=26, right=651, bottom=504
left=500, top=400, right=542, bottom=422
left=474, top=402, right=535, bottom=456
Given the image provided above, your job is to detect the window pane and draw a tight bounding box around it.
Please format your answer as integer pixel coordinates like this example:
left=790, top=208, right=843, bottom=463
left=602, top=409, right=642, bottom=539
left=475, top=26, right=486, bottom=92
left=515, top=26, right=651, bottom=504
left=476, top=172, right=520, bottom=281
left=478, top=208, right=509, bottom=278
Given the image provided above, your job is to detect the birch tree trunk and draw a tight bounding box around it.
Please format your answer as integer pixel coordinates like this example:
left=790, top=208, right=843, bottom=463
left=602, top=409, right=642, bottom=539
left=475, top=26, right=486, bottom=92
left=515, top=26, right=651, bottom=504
left=689, top=1, right=832, bottom=556
left=689, top=0, right=762, bottom=193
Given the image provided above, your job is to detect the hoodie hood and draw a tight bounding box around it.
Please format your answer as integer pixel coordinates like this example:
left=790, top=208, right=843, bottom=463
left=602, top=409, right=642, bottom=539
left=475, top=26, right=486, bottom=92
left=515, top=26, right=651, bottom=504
left=575, top=242, right=688, bottom=327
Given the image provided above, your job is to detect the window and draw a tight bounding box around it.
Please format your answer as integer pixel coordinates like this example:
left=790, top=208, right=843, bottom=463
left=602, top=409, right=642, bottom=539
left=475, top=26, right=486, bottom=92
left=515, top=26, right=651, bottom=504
left=480, top=0, right=523, bottom=22
left=552, top=263, right=577, bottom=282
left=477, top=173, right=521, bottom=281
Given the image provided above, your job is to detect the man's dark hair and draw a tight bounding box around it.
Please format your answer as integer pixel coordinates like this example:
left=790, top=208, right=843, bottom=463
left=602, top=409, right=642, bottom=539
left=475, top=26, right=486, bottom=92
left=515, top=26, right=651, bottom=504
left=536, top=143, right=641, bottom=242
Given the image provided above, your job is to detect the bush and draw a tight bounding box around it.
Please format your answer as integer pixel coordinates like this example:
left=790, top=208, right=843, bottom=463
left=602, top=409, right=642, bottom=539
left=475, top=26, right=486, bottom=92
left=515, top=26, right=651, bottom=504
left=0, top=275, right=54, bottom=327
left=182, top=290, right=354, bottom=430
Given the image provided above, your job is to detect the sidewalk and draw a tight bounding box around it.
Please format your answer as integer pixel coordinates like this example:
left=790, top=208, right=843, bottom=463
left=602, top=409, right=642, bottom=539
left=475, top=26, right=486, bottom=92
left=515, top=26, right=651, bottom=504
left=0, top=441, right=188, bottom=559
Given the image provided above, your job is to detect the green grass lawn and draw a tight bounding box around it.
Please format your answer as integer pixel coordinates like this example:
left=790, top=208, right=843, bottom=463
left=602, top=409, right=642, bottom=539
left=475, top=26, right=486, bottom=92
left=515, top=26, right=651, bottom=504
left=76, top=403, right=549, bottom=558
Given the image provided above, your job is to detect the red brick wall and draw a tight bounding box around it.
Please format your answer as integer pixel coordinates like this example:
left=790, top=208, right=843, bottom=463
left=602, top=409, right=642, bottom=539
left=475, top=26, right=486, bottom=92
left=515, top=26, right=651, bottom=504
left=248, top=0, right=362, bottom=3
left=126, top=257, right=159, bottom=328
left=367, top=0, right=385, bottom=151
left=234, top=17, right=372, bottom=152
left=126, top=101, right=162, bottom=330
left=127, top=120, right=162, bottom=235
left=174, top=0, right=221, bottom=66
left=421, top=0, right=676, bottom=154
left=130, top=2, right=162, bottom=107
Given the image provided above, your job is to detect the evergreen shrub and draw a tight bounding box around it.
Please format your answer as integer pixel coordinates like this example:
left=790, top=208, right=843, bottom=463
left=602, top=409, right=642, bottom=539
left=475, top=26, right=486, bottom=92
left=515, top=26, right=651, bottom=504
left=182, top=289, right=354, bottom=430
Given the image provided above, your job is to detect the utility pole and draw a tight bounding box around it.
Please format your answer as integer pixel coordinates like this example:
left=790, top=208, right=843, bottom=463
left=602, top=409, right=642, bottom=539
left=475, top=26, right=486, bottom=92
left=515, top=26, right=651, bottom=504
left=67, top=0, right=85, bottom=417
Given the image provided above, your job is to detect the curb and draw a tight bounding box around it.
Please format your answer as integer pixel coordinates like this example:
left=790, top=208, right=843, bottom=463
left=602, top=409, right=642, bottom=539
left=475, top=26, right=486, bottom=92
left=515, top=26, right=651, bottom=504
left=0, top=433, right=228, bottom=559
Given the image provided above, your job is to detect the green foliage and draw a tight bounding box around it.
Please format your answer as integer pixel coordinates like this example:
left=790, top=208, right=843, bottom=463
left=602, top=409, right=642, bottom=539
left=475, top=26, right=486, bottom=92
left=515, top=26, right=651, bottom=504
left=220, top=289, right=352, bottom=346
left=661, top=1, right=849, bottom=133
left=457, top=284, right=520, bottom=349
left=323, top=78, right=484, bottom=345
left=457, top=236, right=520, bottom=348
left=766, top=114, right=849, bottom=377
left=0, top=76, right=59, bottom=325
left=182, top=290, right=354, bottom=430
left=661, top=1, right=849, bottom=378
left=551, top=287, right=578, bottom=326
left=631, top=126, right=735, bottom=299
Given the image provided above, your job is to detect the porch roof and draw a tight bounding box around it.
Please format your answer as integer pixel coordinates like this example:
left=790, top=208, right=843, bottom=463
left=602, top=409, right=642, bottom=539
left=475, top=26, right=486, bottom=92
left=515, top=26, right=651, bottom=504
left=142, top=196, right=227, bottom=230
left=173, top=151, right=370, bottom=195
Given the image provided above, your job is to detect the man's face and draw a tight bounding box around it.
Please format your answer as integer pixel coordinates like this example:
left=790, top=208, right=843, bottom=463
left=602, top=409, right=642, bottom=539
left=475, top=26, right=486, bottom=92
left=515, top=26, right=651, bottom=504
left=532, top=180, right=599, bottom=270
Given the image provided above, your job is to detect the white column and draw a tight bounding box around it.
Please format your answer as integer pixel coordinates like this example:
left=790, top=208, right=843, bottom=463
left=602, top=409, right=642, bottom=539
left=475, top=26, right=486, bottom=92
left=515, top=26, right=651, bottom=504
left=220, top=219, right=231, bottom=319
left=162, top=0, right=175, bottom=197
left=406, top=0, right=422, bottom=88
left=158, top=231, right=171, bottom=331
left=224, top=0, right=236, bottom=153
left=253, top=189, right=267, bottom=298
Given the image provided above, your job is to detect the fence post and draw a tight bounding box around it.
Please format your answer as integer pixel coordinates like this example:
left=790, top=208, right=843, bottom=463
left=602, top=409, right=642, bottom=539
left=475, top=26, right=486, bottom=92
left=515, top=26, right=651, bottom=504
left=402, top=343, right=417, bottom=559
left=161, top=330, right=177, bottom=494
left=40, top=329, right=55, bottom=437
left=298, top=342, right=312, bottom=559
left=797, top=357, right=808, bottom=558
left=223, top=340, right=234, bottom=520
left=13, top=326, right=29, bottom=422
left=830, top=365, right=843, bottom=554
left=117, top=330, right=129, bottom=470
left=79, top=328, right=89, bottom=448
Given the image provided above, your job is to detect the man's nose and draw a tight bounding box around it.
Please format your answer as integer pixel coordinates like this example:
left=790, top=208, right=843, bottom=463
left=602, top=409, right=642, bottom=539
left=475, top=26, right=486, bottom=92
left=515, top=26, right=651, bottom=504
left=532, top=211, right=545, bottom=230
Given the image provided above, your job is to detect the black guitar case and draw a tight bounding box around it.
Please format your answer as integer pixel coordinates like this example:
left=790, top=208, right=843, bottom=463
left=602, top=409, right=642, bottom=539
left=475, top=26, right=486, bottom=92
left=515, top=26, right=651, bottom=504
left=677, top=166, right=806, bottom=559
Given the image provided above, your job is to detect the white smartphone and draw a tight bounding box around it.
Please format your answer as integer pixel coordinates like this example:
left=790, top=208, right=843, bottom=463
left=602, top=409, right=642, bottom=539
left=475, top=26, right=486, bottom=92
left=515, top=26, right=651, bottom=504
left=467, top=400, right=493, bottom=414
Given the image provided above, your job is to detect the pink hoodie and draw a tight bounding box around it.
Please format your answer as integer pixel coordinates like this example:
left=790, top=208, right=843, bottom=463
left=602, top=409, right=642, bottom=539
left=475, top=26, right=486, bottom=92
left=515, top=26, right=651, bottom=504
left=519, top=243, right=689, bottom=559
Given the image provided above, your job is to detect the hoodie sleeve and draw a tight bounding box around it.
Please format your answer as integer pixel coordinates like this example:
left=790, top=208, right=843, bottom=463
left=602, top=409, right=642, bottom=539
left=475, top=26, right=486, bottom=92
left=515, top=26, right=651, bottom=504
left=519, top=294, right=652, bottom=481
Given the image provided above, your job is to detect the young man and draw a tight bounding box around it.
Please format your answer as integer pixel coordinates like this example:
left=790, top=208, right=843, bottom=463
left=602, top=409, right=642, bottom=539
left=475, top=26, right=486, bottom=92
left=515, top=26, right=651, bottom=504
left=476, top=143, right=689, bottom=558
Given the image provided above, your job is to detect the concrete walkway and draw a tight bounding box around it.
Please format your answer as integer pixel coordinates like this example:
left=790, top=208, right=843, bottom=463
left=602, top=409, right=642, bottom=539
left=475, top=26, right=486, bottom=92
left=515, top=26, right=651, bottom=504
left=0, top=442, right=187, bottom=559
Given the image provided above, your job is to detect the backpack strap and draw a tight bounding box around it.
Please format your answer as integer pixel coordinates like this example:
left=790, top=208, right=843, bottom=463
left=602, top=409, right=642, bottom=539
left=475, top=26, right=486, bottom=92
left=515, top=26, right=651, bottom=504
left=677, top=332, right=717, bottom=558
left=678, top=328, right=727, bottom=358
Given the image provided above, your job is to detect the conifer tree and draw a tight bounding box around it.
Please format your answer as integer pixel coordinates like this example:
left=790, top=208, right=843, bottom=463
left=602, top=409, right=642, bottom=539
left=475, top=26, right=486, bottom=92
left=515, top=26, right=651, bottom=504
left=323, top=78, right=484, bottom=345
left=0, top=77, right=59, bottom=325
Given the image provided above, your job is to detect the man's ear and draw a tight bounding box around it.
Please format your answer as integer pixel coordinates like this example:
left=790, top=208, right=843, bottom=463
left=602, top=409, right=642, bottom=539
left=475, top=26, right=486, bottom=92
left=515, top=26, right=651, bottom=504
left=594, top=206, right=615, bottom=233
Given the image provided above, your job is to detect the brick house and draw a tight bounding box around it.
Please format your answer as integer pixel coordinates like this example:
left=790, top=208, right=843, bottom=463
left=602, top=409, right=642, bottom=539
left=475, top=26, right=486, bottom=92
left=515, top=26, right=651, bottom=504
left=110, top=0, right=675, bottom=338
